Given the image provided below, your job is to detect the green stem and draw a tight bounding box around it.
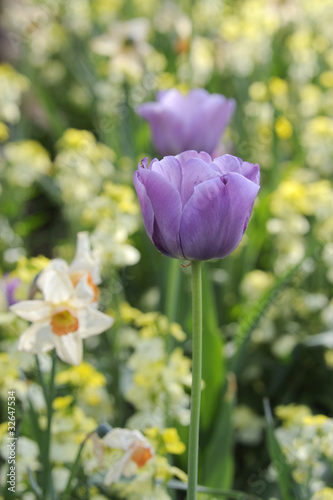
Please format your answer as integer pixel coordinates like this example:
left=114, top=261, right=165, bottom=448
left=42, top=351, right=57, bottom=500
left=63, top=436, right=89, bottom=500
left=36, top=354, right=48, bottom=402
left=187, top=260, right=202, bottom=500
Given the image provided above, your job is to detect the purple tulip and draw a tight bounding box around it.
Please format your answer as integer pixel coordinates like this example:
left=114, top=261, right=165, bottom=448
left=136, top=88, right=236, bottom=156
left=2, top=275, right=21, bottom=306
left=133, top=151, right=260, bottom=261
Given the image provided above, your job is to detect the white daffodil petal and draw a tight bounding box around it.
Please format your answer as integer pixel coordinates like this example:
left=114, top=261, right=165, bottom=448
left=103, top=429, right=141, bottom=449
left=103, top=450, right=132, bottom=486
left=10, top=300, right=51, bottom=322
left=78, top=308, right=113, bottom=339
left=37, top=268, right=74, bottom=304
left=53, top=333, right=83, bottom=366
left=122, top=460, right=138, bottom=478
left=18, top=322, right=54, bottom=353
left=69, top=232, right=102, bottom=285
left=91, top=36, right=119, bottom=56
left=72, top=274, right=95, bottom=306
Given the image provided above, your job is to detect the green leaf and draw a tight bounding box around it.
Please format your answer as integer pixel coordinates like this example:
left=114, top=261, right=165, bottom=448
left=165, top=479, right=263, bottom=499
left=263, top=398, right=302, bottom=500
left=27, top=467, right=43, bottom=499
left=63, top=438, right=88, bottom=500
left=200, top=264, right=225, bottom=430
left=201, top=374, right=236, bottom=489
left=231, top=261, right=303, bottom=375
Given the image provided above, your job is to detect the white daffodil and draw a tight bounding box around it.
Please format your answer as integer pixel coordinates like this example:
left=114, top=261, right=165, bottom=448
left=102, top=428, right=154, bottom=486
left=69, top=231, right=101, bottom=287
left=91, top=18, right=152, bottom=81
left=42, top=231, right=101, bottom=305
left=10, top=234, right=113, bottom=365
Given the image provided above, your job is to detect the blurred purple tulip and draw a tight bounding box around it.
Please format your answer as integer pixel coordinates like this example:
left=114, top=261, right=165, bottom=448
left=133, top=151, right=260, bottom=261
left=2, top=275, right=21, bottom=306
left=136, top=88, right=236, bottom=156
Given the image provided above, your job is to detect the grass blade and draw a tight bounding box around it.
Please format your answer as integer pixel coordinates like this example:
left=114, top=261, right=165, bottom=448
left=201, top=374, right=236, bottom=489
left=263, top=398, right=302, bottom=500
left=200, top=264, right=225, bottom=430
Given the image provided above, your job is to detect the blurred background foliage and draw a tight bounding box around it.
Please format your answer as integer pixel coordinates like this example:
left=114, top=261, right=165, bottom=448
left=1, top=0, right=333, bottom=499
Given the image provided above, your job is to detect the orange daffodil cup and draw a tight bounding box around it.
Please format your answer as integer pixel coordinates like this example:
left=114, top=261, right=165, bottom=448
left=10, top=232, right=113, bottom=365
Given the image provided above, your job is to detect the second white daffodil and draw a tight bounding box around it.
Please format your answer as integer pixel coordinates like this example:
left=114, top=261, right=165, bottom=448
left=10, top=233, right=113, bottom=365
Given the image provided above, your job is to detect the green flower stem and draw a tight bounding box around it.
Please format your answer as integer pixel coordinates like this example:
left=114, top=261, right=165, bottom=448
left=63, top=436, right=89, bottom=500
left=42, top=351, right=57, bottom=500
left=187, top=260, right=202, bottom=500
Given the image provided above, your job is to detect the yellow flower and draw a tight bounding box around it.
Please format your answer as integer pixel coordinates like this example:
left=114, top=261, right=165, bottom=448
left=155, top=456, right=172, bottom=481
left=307, top=117, right=333, bottom=137
left=312, top=488, right=333, bottom=500
left=53, top=395, right=74, bottom=411
left=119, top=302, right=142, bottom=324
left=144, top=427, right=159, bottom=439
left=249, top=82, right=268, bottom=102
left=320, top=71, right=333, bottom=88
left=170, top=323, right=186, bottom=341
left=302, top=415, right=328, bottom=427
left=13, top=256, right=50, bottom=284
left=56, top=362, right=106, bottom=388
left=269, top=77, right=288, bottom=96
left=162, top=428, right=186, bottom=454
left=275, top=404, right=311, bottom=426
left=58, top=128, right=95, bottom=149
left=3, top=140, right=51, bottom=187
left=275, top=117, right=293, bottom=140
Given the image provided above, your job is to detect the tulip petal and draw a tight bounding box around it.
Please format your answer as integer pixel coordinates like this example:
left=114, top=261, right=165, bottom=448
left=213, top=155, right=260, bottom=184
left=180, top=158, right=219, bottom=206
left=53, top=333, right=83, bottom=366
left=185, top=95, right=236, bottom=153
left=180, top=173, right=260, bottom=260
left=150, top=156, right=182, bottom=191
left=133, top=170, right=154, bottom=241
left=135, top=169, right=183, bottom=258
left=78, top=308, right=114, bottom=339
left=241, top=161, right=260, bottom=185
left=10, top=300, right=51, bottom=322
left=18, top=322, right=54, bottom=353
left=136, top=103, right=187, bottom=156
left=176, top=150, right=212, bottom=167
left=213, top=154, right=243, bottom=175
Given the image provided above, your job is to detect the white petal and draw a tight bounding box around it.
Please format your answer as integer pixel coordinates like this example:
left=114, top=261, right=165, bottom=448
left=37, top=268, right=74, bottom=304
left=91, top=35, right=119, bottom=56
left=77, top=308, right=113, bottom=339
left=10, top=300, right=51, bottom=322
left=103, top=428, right=141, bottom=450
left=122, top=460, right=138, bottom=478
left=53, top=333, right=83, bottom=366
left=103, top=450, right=132, bottom=486
left=71, top=275, right=95, bottom=307
left=18, top=322, right=54, bottom=353
left=69, top=232, right=101, bottom=285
